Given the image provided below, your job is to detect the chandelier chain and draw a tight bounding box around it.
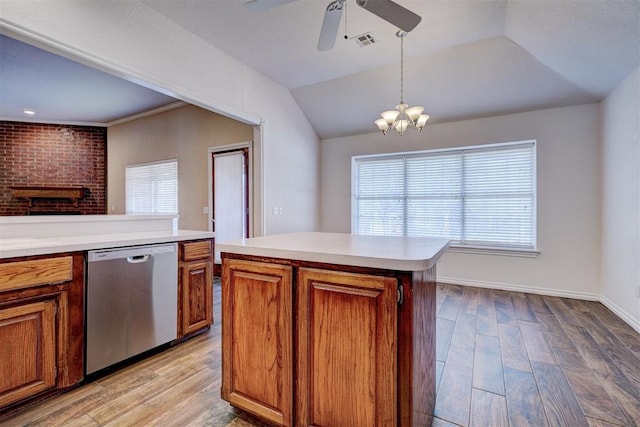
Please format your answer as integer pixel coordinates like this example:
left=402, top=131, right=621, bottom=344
left=400, top=35, right=404, bottom=103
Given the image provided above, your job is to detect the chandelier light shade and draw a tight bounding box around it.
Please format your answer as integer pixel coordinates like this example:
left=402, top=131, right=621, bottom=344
left=375, top=31, right=430, bottom=135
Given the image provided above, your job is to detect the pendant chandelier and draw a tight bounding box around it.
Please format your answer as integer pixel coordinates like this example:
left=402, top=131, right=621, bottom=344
left=374, top=30, right=430, bottom=135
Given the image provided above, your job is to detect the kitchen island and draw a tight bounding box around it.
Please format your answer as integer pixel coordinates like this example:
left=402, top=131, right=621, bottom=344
left=218, top=232, right=449, bottom=427
left=0, top=215, right=214, bottom=418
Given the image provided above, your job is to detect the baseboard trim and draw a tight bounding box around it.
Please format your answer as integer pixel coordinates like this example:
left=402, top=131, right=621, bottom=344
left=437, top=276, right=640, bottom=334
left=600, top=296, right=640, bottom=334
left=438, top=276, right=601, bottom=301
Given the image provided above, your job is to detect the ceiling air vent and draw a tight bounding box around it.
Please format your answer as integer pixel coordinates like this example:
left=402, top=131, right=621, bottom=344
left=351, top=32, right=376, bottom=47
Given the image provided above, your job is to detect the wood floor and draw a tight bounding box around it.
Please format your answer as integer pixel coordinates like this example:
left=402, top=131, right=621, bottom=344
left=2, top=282, right=639, bottom=427
left=433, top=284, right=640, bottom=427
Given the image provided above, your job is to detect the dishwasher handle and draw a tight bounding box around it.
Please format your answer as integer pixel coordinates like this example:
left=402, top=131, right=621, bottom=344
left=127, top=254, right=150, bottom=264
left=88, top=243, right=176, bottom=262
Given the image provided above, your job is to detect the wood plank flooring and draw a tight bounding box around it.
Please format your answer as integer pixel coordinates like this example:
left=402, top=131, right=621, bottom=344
left=2, top=282, right=639, bottom=427
left=433, top=284, right=640, bottom=427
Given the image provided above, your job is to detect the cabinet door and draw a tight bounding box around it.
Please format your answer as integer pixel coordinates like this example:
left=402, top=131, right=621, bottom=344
left=297, top=268, right=398, bottom=427
left=0, top=299, right=57, bottom=407
left=179, top=260, right=213, bottom=337
left=222, top=259, right=292, bottom=427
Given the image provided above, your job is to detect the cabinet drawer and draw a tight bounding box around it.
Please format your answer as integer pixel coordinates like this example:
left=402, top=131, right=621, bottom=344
left=181, top=241, right=212, bottom=262
left=0, top=257, right=73, bottom=292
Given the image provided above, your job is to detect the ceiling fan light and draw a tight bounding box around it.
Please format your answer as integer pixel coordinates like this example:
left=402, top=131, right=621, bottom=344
left=405, top=106, right=423, bottom=121
left=416, top=114, right=430, bottom=128
left=381, top=110, right=400, bottom=125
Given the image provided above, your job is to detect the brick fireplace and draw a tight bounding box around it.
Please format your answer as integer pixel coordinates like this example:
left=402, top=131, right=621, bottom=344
left=0, top=121, right=106, bottom=215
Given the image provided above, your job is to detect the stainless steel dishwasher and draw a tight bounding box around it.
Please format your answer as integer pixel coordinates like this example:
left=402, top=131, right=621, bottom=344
left=86, top=243, right=178, bottom=375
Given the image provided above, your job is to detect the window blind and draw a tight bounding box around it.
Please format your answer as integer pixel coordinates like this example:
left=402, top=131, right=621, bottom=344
left=353, top=141, right=536, bottom=250
left=125, top=159, right=178, bottom=215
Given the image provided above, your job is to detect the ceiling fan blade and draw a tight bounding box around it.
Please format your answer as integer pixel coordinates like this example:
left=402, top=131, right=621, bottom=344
left=356, top=0, right=421, bottom=32
left=317, top=0, right=344, bottom=51
left=243, top=0, right=298, bottom=12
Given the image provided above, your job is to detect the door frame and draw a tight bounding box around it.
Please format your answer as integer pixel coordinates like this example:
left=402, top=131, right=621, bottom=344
left=208, top=141, right=253, bottom=237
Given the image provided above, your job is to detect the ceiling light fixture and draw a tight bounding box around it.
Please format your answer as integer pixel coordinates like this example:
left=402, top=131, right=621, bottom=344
left=374, top=31, right=429, bottom=136
left=22, top=109, right=36, bottom=115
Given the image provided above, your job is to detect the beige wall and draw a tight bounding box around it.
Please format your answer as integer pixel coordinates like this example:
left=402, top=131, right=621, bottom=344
left=320, top=103, right=601, bottom=299
left=107, top=104, right=253, bottom=230
left=601, top=67, right=640, bottom=330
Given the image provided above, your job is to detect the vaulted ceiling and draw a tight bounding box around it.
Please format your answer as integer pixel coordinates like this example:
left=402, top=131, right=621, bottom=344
left=1, top=0, right=638, bottom=139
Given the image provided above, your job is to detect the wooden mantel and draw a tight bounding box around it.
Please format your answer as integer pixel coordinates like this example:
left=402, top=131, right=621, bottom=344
left=10, top=186, right=89, bottom=207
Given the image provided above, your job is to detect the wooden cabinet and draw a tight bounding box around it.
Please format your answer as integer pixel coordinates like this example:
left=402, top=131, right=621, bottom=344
left=221, top=253, right=438, bottom=427
left=221, top=259, right=293, bottom=426
left=0, top=253, right=84, bottom=414
left=0, top=299, right=57, bottom=408
left=178, top=240, right=214, bottom=338
left=296, top=268, right=397, bottom=427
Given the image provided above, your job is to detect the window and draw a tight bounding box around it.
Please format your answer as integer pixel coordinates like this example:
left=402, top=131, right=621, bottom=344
left=352, top=141, right=536, bottom=250
left=125, top=159, right=178, bottom=214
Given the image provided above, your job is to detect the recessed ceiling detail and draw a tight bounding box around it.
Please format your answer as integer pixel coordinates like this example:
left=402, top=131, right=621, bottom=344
left=144, top=0, right=640, bottom=139
left=2, top=1, right=638, bottom=139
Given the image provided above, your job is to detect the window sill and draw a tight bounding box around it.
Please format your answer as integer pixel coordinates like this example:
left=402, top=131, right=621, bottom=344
left=446, top=245, right=540, bottom=258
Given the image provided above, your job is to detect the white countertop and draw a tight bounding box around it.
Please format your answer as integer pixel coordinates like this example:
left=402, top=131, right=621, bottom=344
left=0, top=230, right=214, bottom=259
left=0, top=214, right=177, bottom=225
left=0, top=215, right=214, bottom=259
left=217, top=232, right=449, bottom=271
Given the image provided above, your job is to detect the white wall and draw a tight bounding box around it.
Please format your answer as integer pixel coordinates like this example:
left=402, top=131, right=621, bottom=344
left=601, top=67, right=640, bottom=330
left=0, top=0, right=319, bottom=235
left=321, top=104, right=601, bottom=298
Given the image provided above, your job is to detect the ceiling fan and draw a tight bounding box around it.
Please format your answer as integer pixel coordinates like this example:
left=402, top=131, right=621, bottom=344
left=243, top=0, right=422, bottom=51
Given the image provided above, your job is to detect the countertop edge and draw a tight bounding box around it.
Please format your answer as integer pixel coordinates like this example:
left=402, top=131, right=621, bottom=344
left=0, top=214, right=178, bottom=225
left=0, top=231, right=215, bottom=259
left=217, top=234, right=450, bottom=272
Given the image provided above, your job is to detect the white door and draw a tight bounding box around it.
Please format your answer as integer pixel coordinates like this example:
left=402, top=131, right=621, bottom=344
left=212, top=148, right=249, bottom=263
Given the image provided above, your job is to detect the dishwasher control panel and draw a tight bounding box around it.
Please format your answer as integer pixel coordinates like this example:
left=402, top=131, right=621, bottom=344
left=87, top=243, right=176, bottom=262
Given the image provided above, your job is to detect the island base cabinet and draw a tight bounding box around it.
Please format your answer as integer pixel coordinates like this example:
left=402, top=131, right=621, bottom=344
left=222, top=259, right=293, bottom=427
left=221, top=253, right=439, bottom=427
left=0, top=300, right=57, bottom=407
left=296, top=268, right=398, bottom=427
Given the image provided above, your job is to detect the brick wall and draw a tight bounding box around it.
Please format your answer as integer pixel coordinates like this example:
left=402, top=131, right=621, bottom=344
left=0, top=121, right=106, bottom=215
